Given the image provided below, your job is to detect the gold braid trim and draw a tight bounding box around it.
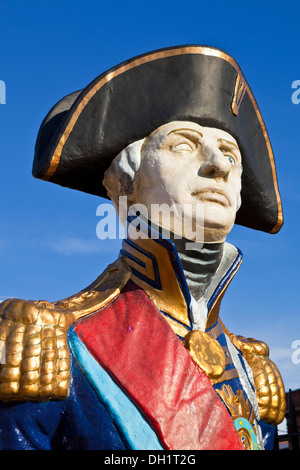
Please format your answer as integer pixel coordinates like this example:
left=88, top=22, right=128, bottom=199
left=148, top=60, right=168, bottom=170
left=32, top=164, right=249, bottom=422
left=0, top=259, right=131, bottom=402
left=221, top=321, right=286, bottom=426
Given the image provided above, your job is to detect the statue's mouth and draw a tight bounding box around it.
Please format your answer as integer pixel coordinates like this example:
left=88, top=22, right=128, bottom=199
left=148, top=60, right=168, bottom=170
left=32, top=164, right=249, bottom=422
left=191, top=187, right=230, bottom=207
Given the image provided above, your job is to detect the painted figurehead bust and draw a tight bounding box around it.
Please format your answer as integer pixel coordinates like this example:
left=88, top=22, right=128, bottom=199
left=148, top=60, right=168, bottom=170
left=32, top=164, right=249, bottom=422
left=0, top=46, right=286, bottom=450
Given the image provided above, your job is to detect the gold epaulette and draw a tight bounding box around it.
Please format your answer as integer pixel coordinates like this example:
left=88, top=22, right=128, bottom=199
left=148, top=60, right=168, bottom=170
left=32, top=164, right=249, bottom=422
left=0, top=299, right=74, bottom=401
left=221, top=321, right=286, bottom=426
left=0, top=258, right=131, bottom=402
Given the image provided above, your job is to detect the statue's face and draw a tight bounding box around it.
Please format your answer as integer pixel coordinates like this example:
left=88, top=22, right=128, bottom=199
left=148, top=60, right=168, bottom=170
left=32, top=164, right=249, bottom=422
left=131, top=121, right=242, bottom=243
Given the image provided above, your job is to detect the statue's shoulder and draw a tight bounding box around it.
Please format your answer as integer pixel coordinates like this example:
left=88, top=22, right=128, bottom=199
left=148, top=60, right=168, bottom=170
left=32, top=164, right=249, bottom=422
left=0, top=297, right=74, bottom=402
left=221, top=321, right=286, bottom=426
left=0, top=259, right=131, bottom=402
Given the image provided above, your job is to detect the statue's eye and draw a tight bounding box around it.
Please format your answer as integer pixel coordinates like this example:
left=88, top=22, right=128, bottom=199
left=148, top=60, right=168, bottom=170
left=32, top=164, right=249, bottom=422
left=174, top=142, right=194, bottom=152
left=224, top=155, right=235, bottom=166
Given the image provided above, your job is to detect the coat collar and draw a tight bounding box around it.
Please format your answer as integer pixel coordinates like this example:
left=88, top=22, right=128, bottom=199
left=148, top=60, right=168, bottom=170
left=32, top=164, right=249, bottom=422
left=120, top=217, right=243, bottom=338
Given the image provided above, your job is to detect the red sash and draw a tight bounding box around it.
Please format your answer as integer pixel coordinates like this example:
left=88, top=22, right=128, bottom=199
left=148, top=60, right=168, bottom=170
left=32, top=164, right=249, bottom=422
left=74, top=281, right=244, bottom=450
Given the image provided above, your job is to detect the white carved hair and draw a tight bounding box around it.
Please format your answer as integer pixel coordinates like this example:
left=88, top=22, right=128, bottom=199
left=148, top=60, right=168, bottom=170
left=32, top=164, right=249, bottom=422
left=102, top=138, right=145, bottom=208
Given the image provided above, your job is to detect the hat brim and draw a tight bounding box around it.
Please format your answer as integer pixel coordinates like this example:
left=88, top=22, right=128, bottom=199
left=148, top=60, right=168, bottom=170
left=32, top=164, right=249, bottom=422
left=33, top=45, right=283, bottom=234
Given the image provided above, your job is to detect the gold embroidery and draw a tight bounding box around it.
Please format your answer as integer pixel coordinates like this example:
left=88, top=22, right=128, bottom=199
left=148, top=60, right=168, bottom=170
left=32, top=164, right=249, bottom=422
left=55, top=258, right=131, bottom=320
left=210, top=367, right=239, bottom=385
left=216, top=384, right=254, bottom=423
left=222, top=322, right=286, bottom=426
left=216, top=384, right=260, bottom=450
left=121, top=238, right=190, bottom=326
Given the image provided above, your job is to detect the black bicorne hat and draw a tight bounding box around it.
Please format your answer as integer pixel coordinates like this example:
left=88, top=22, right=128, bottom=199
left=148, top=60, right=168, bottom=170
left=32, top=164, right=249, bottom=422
left=32, top=45, right=283, bottom=233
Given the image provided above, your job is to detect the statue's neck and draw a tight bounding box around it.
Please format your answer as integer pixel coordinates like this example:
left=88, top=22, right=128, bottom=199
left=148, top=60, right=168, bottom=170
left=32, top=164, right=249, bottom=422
left=170, top=234, right=224, bottom=301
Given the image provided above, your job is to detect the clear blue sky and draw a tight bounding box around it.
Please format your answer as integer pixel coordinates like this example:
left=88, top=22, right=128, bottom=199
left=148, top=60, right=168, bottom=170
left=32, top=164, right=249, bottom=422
left=0, top=0, right=299, bottom=394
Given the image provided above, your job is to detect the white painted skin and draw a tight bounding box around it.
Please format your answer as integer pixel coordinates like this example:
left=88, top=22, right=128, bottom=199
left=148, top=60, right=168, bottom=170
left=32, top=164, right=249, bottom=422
left=103, top=121, right=242, bottom=243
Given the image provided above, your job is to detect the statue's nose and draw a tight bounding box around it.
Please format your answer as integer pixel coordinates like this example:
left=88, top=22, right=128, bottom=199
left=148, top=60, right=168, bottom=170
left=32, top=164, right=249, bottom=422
left=199, top=146, right=231, bottom=180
